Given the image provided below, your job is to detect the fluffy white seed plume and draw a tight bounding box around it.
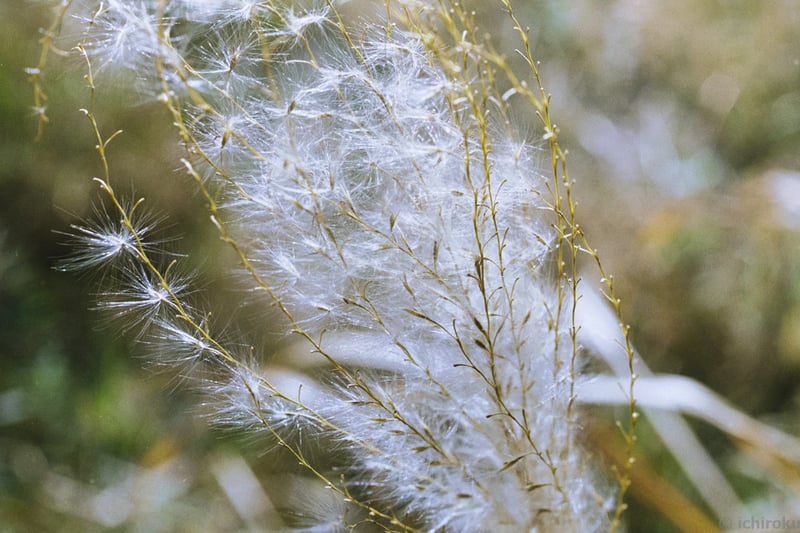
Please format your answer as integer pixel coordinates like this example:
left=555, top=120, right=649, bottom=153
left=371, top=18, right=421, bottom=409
left=51, top=1, right=623, bottom=530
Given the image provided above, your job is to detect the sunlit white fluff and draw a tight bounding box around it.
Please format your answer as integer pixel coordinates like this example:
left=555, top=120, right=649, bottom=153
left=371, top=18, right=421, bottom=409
left=55, top=1, right=615, bottom=530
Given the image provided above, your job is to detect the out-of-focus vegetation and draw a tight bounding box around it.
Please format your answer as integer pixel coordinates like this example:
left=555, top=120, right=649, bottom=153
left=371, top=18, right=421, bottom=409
left=1, top=3, right=272, bottom=532
left=516, top=0, right=800, bottom=419
left=1, top=1, right=798, bottom=531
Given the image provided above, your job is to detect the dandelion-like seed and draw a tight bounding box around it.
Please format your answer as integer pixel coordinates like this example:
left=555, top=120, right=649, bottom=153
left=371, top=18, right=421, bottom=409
left=56, top=195, right=172, bottom=271
left=95, top=264, right=192, bottom=332
left=57, top=221, right=137, bottom=270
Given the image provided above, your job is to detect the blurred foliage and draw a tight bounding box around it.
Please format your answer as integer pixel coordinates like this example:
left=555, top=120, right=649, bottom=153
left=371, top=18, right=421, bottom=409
left=0, top=3, right=261, bottom=532
left=625, top=172, right=800, bottom=411
left=1, top=0, right=799, bottom=531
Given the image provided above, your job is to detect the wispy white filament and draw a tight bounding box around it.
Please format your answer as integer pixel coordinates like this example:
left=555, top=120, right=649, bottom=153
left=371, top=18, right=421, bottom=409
left=53, top=1, right=618, bottom=530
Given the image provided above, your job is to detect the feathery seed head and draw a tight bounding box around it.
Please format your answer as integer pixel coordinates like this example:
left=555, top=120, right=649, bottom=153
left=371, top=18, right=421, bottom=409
left=47, top=1, right=624, bottom=530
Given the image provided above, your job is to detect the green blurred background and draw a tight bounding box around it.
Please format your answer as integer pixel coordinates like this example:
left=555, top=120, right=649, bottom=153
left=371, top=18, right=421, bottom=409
left=1, top=1, right=799, bottom=531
